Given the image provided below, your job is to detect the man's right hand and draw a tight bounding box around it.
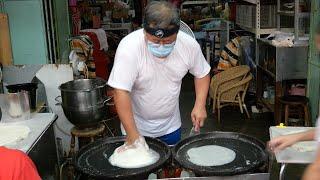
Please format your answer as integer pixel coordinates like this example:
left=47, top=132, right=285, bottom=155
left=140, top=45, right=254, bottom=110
left=116, top=136, right=149, bottom=153
left=126, top=131, right=141, bottom=145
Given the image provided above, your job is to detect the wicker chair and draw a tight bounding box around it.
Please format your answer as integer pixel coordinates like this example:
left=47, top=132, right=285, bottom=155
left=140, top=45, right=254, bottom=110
left=209, top=65, right=252, bottom=123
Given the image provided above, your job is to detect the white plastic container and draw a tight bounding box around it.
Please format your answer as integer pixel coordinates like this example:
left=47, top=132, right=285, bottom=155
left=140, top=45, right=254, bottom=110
left=4, top=91, right=30, bottom=121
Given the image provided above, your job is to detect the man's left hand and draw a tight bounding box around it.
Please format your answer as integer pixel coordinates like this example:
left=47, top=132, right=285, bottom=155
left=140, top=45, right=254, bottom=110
left=191, top=106, right=207, bottom=132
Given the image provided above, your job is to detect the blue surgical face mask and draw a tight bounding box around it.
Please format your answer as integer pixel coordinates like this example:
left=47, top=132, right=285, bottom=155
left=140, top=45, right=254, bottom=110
left=147, top=41, right=175, bottom=58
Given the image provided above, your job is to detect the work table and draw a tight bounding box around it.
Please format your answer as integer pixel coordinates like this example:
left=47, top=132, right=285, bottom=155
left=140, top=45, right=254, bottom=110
left=0, top=113, right=57, bottom=153
left=269, top=126, right=316, bottom=180
left=0, top=113, right=58, bottom=179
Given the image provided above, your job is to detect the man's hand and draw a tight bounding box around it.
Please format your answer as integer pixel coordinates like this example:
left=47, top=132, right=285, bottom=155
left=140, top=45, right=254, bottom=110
left=268, top=130, right=315, bottom=153
left=193, top=74, right=210, bottom=132
left=126, top=131, right=140, bottom=145
left=116, top=136, right=149, bottom=153
left=191, top=106, right=207, bottom=132
left=268, top=134, right=300, bottom=152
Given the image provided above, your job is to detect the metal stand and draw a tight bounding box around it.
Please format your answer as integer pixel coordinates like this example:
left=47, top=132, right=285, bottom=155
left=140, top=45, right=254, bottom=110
left=279, top=163, right=287, bottom=180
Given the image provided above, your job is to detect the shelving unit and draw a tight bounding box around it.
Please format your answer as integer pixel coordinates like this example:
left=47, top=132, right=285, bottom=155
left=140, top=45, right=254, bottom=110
left=256, top=38, right=308, bottom=124
left=180, top=0, right=214, bottom=9
left=241, top=0, right=259, bottom=4
left=276, top=0, right=310, bottom=41
left=236, top=0, right=278, bottom=78
left=237, top=0, right=277, bottom=38
left=236, top=0, right=310, bottom=123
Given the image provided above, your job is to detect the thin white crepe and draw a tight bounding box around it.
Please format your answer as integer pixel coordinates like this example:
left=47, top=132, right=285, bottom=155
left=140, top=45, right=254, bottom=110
left=0, top=125, right=30, bottom=146
left=187, top=145, right=236, bottom=166
left=109, top=147, right=160, bottom=169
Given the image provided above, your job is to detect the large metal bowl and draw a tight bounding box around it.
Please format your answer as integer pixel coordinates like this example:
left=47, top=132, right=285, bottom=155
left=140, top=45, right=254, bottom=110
left=59, top=78, right=110, bottom=126
left=61, top=102, right=107, bottom=126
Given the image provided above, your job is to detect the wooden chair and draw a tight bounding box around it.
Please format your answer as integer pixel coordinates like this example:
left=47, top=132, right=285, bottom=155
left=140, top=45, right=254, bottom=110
left=279, top=95, right=311, bottom=126
left=209, top=65, right=252, bottom=123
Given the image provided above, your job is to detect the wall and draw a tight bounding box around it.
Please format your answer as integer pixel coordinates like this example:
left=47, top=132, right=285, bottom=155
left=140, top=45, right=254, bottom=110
left=307, top=0, right=320, bottom=124
left=1, top=0, right=71, bottom=65
left=3, top=0, right=48, bottom=65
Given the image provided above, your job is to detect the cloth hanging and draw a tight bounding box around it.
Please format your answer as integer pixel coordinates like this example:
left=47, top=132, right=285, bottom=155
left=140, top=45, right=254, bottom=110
left=80, top=29, right=109, bottom=51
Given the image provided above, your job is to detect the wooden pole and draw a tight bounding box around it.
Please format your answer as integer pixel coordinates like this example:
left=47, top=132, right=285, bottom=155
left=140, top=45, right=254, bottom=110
left=0, top=13, right=13, bottom=66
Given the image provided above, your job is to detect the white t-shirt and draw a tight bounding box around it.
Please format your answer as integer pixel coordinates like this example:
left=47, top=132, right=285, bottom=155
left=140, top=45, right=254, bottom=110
left=108, top=29, right=211, bottom=137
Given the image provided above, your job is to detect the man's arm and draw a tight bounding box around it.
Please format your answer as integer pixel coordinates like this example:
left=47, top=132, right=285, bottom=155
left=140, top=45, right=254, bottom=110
left=114, top=89, right=140, bottom=144
left=191, top=74, right=210, bottom=131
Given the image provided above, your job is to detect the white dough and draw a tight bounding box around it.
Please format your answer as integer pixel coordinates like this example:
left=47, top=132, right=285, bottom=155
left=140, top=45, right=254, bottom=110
left=0, top=125, right=30, bottom=146
left=187, top=145, right=236, bottom=166
left=109, top=146, right=159, bottom=169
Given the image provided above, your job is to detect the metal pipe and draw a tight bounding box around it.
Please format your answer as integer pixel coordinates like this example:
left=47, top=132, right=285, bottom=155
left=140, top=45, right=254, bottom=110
left=279, top=163, right=287, bottom=180
left=59, top=158, right=72, bottom=180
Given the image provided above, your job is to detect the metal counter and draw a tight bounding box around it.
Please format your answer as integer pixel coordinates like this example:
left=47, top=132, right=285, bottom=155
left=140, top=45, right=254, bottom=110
left=28, top=121, right=58, bottom=179
left=257, top=38, right=308, bottom=82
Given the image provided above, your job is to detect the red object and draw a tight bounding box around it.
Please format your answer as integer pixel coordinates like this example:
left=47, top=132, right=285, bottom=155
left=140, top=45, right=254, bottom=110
left=70, top=7, right=81, bottom=35
left=0, top=147, right=41, bottom=180
left=169, top=0, right=182, bottom=7
left=92, top=15, right=101, bottom=29
left=80, top=32, right=110, bottom=80
left=230, top=2, right=236, bottom=22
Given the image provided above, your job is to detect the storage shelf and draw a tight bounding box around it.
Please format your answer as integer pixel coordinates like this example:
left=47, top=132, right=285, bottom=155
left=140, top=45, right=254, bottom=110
left=278, top=11, right=310, bottom=18
left=278, top=11, right=295, bottom=16
left=181, top=1, right=214, bottom=6
left=258, top=38, right=309, bottom=47
left=240, top=0, right=258, bottom=4
left=237, top=24, right=276, bottom=35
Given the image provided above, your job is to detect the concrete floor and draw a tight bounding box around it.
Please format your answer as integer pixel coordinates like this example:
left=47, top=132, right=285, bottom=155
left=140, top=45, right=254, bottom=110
left=179, top=75, right=307, bottom=180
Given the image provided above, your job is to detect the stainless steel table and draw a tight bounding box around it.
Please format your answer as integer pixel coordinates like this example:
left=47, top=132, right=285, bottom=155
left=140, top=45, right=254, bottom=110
left=0, top=113, right=58, bottom=179
left=269, top=126, right=317, bottom=180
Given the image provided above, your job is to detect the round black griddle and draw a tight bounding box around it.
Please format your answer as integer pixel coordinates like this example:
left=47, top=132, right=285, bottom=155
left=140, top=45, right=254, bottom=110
left=173, top=132, right=268, bottom=176
left=74, top=136, right=171, bottom=180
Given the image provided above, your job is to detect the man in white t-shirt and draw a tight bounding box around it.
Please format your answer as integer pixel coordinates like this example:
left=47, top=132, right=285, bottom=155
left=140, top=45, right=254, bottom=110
left=108, top=1, right=210, bottom=147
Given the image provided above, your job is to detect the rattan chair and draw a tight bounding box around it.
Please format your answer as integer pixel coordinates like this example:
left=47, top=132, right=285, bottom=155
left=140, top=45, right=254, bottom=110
left=209, top=65, right=252, bottom=123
